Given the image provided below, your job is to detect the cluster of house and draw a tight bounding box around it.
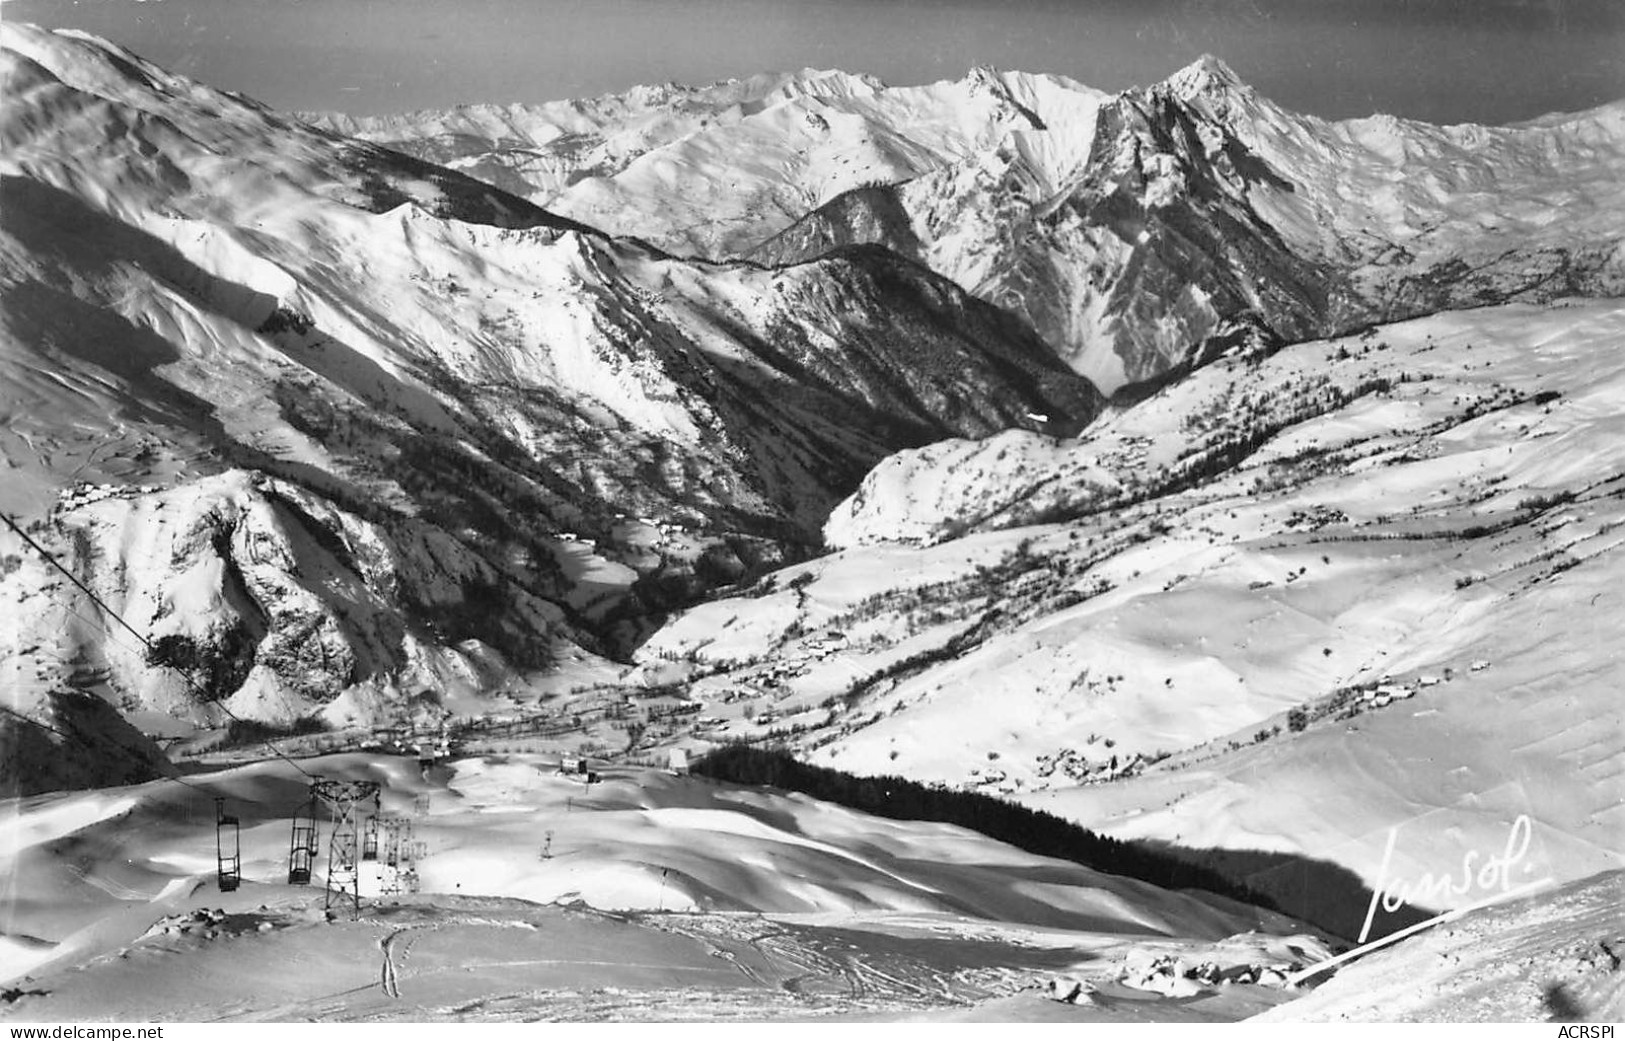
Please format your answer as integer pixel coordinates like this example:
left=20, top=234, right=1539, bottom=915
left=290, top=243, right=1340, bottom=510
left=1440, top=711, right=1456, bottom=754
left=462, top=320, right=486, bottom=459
left=709, top=683, right=765, bottom=703
left=756, top=661, right=803, bottom=689
left=1110, top=434, right=1155, bottom=469
left=802, top=631, right=850, bottom=656
left=1362, top=683, right=1418, bottom=708
left=1357, top=661, right=1486, bottom=709
left=691, top=634, right=857, bottom=730
left=55, top=481, right=163, bottom=513
left=375, top=723, right=454, bottom=767
left=557, top=515, right=699, bottom=553
left=731, top=631, right=852, bottom=694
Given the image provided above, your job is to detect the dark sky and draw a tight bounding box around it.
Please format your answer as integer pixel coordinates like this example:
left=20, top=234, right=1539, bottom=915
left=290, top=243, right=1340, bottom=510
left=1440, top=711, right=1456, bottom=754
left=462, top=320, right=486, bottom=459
left=5, top=0, right=1622, bottom=124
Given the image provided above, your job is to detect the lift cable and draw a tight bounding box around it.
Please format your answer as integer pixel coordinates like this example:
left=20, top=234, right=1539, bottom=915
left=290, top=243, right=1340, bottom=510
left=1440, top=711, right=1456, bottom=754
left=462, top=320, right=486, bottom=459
left=1, top=508, right=318, bottom=781
left=0, top=700, right=217, bottom=800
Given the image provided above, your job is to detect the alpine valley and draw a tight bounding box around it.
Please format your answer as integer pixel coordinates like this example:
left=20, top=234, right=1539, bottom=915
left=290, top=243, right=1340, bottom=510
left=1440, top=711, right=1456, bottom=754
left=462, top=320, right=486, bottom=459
left=1, top=22, right=1622, bottom=1023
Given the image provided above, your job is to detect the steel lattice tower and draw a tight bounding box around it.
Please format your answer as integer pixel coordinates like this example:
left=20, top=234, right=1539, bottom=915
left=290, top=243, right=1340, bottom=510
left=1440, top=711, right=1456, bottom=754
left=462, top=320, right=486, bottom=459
left=376, top=816, right=418, bottom=896
left=312, top=779, right=381, bottom=916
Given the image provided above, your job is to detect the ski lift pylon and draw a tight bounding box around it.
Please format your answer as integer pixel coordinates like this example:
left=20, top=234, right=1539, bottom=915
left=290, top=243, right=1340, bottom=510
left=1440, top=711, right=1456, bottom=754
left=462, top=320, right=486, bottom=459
left=314, top=780, right=382, bottom=917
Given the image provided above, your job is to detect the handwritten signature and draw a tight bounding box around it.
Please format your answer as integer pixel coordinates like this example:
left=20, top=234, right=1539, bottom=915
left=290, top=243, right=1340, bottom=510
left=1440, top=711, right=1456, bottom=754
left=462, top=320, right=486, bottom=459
left=1359, top=813, right=1536, bottom=943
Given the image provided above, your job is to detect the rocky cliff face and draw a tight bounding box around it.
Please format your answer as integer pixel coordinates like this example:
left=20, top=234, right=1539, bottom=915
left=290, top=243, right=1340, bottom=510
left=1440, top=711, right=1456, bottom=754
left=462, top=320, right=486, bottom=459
left=753, top=58, right=1625, bottom=393
left=2, top=472, right=565, bottom=729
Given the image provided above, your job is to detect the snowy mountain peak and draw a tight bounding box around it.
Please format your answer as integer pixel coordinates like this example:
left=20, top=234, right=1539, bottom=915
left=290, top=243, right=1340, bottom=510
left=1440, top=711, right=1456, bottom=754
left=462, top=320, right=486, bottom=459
left=964, top=64, right=1006, bottom=90
left=1163, top=53, right=1250, bottom=101
left=758, top=67, right=886, bottom=104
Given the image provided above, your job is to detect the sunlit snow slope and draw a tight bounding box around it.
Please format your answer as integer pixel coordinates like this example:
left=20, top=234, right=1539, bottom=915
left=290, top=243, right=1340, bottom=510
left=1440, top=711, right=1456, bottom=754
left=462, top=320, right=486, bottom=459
left=0, top=753, right=1312, bottom=1022
left=640, top=300, right=1625, bottom=903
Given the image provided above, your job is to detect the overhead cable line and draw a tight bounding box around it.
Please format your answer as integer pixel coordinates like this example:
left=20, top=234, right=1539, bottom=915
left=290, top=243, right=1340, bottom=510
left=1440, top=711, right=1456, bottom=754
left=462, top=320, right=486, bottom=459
left=0, top=700, right=215, bottom=800
left=1, top=508, right=318, bottom=781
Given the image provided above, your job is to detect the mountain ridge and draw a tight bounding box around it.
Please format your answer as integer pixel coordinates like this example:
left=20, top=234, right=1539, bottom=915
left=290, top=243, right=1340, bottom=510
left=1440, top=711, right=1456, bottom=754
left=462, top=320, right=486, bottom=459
left=0, top=23, right=1098, bottom=791
left=313, top=53, right=1623, bottom=393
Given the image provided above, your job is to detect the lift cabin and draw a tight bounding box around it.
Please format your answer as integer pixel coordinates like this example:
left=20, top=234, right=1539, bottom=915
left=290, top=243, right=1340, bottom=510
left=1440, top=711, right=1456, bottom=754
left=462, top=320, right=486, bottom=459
left=215, top=798, right=241, bottom=893
left=288, top=793, right=320, bottom=885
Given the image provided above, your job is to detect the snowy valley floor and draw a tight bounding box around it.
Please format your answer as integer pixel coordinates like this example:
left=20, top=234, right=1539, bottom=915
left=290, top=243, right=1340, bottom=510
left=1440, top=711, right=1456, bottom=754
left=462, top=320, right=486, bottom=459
left=0, top=752, right=1318, bottom=1022
left=0, top=897, right=1300, bottom=1023
left=3, top=753, right=1619, bottom=1022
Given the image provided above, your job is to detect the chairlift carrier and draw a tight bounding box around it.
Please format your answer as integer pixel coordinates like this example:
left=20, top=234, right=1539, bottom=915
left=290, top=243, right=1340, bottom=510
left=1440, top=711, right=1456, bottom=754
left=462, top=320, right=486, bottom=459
left=215, top=797, right=241, bottom=893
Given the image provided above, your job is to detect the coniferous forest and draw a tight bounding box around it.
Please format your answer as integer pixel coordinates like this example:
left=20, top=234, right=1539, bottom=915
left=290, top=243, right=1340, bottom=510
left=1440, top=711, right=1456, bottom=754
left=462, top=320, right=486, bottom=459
left=693, top=744, right=1279, bottom=913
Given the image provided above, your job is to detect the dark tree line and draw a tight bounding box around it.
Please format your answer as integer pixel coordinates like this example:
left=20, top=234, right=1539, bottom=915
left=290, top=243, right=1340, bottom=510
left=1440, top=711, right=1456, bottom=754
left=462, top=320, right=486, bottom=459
left=692, top=744, right=1278, bottom=911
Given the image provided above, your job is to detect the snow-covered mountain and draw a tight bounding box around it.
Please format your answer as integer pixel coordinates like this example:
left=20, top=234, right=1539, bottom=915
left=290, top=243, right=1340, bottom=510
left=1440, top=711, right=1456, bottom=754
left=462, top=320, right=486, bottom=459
left=4, top=21, right=1623, bottom=1023
left=0, top=24, right=1099, bottom=789
left=5, top=13, right=1622, bottom=922
left=308, top=66, right=1086, bottom=262
left=756, top=58, right=1625, bottom=392
left=640, top=299, right=1625, bottom=912
left=322, top=58, right=1625, bottom=394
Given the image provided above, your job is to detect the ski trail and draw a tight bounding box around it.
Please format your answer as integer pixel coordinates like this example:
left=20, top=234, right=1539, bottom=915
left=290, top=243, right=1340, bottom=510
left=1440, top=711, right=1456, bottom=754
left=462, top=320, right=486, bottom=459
left=378, top=930, right=406, bottom=998
left=64, top=860, right=145, bottom=901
